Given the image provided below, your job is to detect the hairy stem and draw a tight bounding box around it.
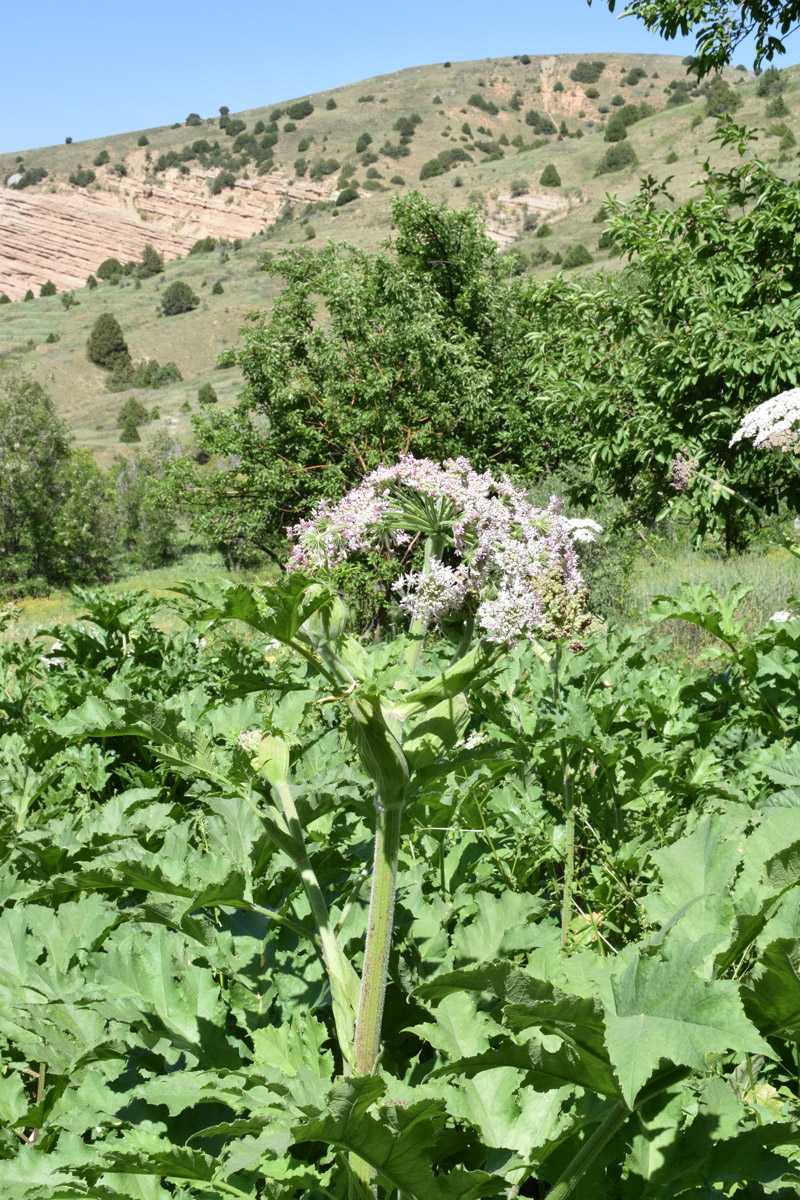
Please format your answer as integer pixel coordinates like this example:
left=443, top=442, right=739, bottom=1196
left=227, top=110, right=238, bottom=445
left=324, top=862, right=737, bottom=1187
left=350, top=798, right=404, bottom=1194
left=546, top=1101, right=629, bottom=1200
left=275, top=780, right=360, bottom=1068
left=354, top=799, right=403, bottom=1074
left=552, top=646, right=576, bottom=951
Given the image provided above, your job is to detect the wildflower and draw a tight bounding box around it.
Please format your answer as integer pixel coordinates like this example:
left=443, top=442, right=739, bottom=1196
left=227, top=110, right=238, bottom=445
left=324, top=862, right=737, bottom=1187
left=668, top=451, right=700, bottom=492
left=729, top=388, right=800, bottom=450
left=237, top=729, right=262, bottom=753
left=288, top=455, right=595, bottom=646
left=770, top=610, right=799, bottom=623
left=565, top=517, right=603, bottom=543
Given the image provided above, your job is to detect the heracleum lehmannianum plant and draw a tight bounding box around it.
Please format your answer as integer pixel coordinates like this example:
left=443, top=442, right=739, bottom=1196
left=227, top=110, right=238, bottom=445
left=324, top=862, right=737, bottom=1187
left=233, top=456, right=597, bottom=1194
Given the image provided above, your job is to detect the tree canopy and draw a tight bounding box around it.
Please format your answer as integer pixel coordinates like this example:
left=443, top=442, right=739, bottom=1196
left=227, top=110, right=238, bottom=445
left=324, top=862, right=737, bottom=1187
left=590, top=0, right=800, bottom=75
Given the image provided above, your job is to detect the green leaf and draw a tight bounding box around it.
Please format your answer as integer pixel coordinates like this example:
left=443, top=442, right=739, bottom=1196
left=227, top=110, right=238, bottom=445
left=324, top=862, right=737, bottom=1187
left=293, top=1076, right=503, bottom=1199
left=604, top=946, right=773, bottom=1107
left=417, top=963, right=621, bottom=1099
left=643, top=814, right=746, bottom=948
left=743, top=938, right=800, bottom=1041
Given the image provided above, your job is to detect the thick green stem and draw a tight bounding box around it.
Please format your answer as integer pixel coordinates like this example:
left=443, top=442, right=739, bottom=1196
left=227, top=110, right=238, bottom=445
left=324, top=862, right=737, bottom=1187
left=354, top=800, right=403, bottom=1074
left=546, top=1101, right=629, bottom=1200
left=350, top=798, right=404, bottom=1195
left=274, top=780, right=360, bottom=1067
left=552, top=646, right=576, bottom=952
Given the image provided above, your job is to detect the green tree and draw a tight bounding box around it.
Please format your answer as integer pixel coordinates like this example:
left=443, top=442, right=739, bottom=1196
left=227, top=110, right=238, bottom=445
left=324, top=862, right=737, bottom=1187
left=0, top=293, right=10, bottom=304
left=137, top=243, right=164, bottom=279
left=588, top=0, right=800, bottom=75
left=113, top=431, right=180, bottom=565
left=137, top=134, right=149, bottom=146
left=0, top=371, right=117, bottom=591
left=197, top=382, right=218, bottom=405
left=604, top=114, right=628, bottom=141
left=160, top=280, right=200, bottom=316
left=93, top=149, right=110, bottom=166
left=596, top=141, right=638, bottom=172
left=23, top=290, right=33, bottom=301
left=526, top=133, right=800, bottom=543
left=539, top=163, right=561, bottom=186
left=117, top=396, right=150, bottom=443
left=39, top=280, right=56, bottom=297
left=87, top=313, right=131, bottom=371
left=86, top=274, right=98, bottom=289
left=174, top=194, right=577, bottom=558
left=97, top=257, right=123, bottom=280
left=562, top=243, right=594, bottom=268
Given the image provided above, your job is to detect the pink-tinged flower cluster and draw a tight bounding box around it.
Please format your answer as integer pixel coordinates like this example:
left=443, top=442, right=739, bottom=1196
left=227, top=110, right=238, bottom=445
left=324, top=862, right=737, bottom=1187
left=730, top=388, right=800, bottom=452
left=287, top=456, right=597, bottom=645
left=668, top=450, right=700, bottom=493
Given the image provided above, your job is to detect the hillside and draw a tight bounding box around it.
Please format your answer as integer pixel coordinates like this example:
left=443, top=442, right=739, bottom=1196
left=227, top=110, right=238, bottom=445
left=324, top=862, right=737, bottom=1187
left=1, top=51, right=798, bottom=463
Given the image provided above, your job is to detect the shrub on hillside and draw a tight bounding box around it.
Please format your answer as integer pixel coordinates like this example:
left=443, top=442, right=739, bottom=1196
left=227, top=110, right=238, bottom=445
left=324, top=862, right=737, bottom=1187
left=757, top=66, right=785, bottom=97
left=539, top=163, right=561, bottom=186
left=186, top=113, right=202, bottom=126
left=570, top=60, right=605, bottom=84
left=326, top=98, right=337, bottom=110
left=335, top=187, right=359, bottom=206
left=137, top=134, right=149, bottom=146
left=595, top=141, right=637, bottom=173
left=704, top=77, right=741, bottom=116
left=604, top=115, right=628, bottom=142
left=525, top=110, right=556, bottom=135
left=137, top=243, right=164, bottom=279
left=468, top=93, right=499, bottom=115
left=198, top=382, right=218, bottom=405
left=23, top=290, right=34, bottom=301
left=585, top=86, right=600, bottom=99
left=211, top=280, right=224, bottom=295
left=766, top=95, right=789, bottom=117
left=562, top=243, right=594, bottom=269
left=309, top=157, right=340, bottom=180
left=355, top=132, right=373, bottom=153
left=87, top=313, right=131, bottom=371
left=0, top=293, right=10, bottom=304
left=9, top=166, right=48, bottom=190
left=69, top=168, right=95, bottom=187
left=287, top=99, right=314, bottom=120
left=93, top=150, right=110, bottom=166
left=625, top=67, right=646, bottom=86
left=97, top=257, right=123, bottom=281
left=160, top=280, right=199, bottom=316
left=189, top=236, right=217, bottom=255
left=210, top=170, right=236, bottom=194
left=39, top=280, right=56, bottom=297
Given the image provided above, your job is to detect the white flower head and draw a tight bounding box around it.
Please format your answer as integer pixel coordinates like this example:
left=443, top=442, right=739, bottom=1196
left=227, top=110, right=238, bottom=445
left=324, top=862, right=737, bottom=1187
left=287, top=455, right=594, bottom=646
left=730, top=388, right=800, bottom=450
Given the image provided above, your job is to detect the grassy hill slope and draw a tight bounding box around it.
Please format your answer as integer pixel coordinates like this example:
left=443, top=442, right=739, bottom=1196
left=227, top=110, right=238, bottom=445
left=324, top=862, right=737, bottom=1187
left=1, top=51, right=798, bottom=466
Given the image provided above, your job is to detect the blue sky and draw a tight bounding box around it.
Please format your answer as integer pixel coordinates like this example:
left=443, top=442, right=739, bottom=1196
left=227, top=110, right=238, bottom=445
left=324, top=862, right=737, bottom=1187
left=2, top=0, right=798, bottom=152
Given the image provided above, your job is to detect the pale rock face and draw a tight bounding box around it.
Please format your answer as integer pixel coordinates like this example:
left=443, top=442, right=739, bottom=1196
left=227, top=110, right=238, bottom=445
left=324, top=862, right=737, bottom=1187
left=0, top=162, right=337, bottom=299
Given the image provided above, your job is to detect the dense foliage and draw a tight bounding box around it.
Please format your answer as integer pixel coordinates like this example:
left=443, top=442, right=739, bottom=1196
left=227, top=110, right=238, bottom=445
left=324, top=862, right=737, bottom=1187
left=590, top=0, right=800, bottom=75
left=175, top=142, right=800, bottom=566
left=0, top=558, right=799, bottom=1196
left=177, top=193, right=572, bottom=559
left=0, top=372, right=118, bottom=593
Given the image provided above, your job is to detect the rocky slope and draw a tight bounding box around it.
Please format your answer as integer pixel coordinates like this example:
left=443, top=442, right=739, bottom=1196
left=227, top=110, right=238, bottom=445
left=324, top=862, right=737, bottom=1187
left=0, top=162, right=336, bottom=299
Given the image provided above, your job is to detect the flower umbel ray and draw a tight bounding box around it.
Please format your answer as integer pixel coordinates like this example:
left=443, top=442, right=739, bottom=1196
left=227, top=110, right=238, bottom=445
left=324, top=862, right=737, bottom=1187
left=287, top=455, right=599, bottom=646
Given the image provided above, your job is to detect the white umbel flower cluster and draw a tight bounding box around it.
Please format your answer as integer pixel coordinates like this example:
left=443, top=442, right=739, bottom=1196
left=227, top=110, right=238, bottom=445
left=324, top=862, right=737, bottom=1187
left=730, top=388, right=800, bottom=450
